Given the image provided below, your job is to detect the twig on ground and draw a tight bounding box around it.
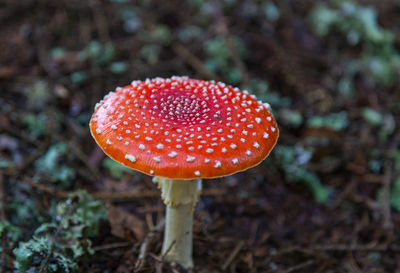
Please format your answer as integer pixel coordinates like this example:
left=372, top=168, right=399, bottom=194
left=148, top=252, right=163, bottom=263
left=138, top=206, right=164, bottom=214
left=281, top=260, right=315, bottom=273
left=135, top=220, right=165, bottom=271
left=161, top=240, right=176, bottom=260
left=22, top=176, right=69, bottom=198
left=333, top=178, right=357, bottom=209
left=94, top=188, right=224, bottom=200
left=154, top=259, right=163, bottom=273
left=269, top=246, right=330, bottom=261
left=314, top=260, right=333, bottom=273
left=346, top=252, right=362, bottom=273
left=222, top=240, right=245, bottom=271
left=145, top=202, right=155, bottom=230
left=310, top=243, right=400, bottom=252
left=92, top=191, right=160, bottom=199
left=93, top=242, right=131, bottom=251
left=21, top=176, right=225, bottom=200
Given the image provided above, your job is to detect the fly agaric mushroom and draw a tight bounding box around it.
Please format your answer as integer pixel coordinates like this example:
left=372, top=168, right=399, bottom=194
left=90, top=76, right=278, bottom=269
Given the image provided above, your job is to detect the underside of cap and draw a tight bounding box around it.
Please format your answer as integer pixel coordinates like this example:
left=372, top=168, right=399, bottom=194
left=90, top=77, right=279, bottom=179
left=153, top=177, right=202, bottom=208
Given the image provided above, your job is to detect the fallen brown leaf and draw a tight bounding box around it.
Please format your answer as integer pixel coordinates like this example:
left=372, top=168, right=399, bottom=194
left=106, top=203, right=146, bottom=242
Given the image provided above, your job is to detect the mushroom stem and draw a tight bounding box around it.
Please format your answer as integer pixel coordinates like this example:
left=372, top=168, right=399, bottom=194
left=163, top=201, right=194, bottom=268
left=153, top=177, right=202, bottom=269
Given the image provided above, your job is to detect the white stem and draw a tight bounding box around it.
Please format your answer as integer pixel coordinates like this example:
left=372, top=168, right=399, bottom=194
left=162, top=202, right=194, bottom=269
left=153, top=177, right=202, bottom=269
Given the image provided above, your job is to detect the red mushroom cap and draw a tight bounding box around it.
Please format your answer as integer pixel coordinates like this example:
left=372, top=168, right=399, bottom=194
left=90, top=77, right=278, bottom=179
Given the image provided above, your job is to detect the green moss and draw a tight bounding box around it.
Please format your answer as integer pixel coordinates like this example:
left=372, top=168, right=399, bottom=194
left=309, top=0, right=400, bottom=87
left=13, top=191, right=107, bottom=273
left=138, top=24, right=172, bottom=45
left=109, top=61, right=128, bottom=74
left=78, top=41, right=115, bottom=66
left=26, top=81, right=51, bottom=109
left=139, top=44, right=162, bottom=65
left=275, top=145, right=331, bottom=203
left=279, top=109, right=303, bottom=128
left=307, top=111, right=348, bottom=131
left=34, top=142, right=76, bottom=187
left=70, top=71, right=87, bottom=84
left=361, top=107, right=383, bottom=127
left=0, top=221, right=21, bottom=252
left=23, top=113, right=47, bottom=138
left=205, top=36, right=246, bottom=84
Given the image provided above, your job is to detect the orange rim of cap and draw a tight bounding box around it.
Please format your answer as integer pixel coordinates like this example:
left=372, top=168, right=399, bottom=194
left=90, top=76, right=279, bottom=179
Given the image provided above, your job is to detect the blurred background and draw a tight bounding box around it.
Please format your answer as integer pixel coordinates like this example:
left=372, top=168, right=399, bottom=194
left=1, top=0, right=400, bottom=272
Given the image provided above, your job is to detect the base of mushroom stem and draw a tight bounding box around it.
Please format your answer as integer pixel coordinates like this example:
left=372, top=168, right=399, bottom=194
left=162, top=202, right=194, bottom=269
left=153, top=177, right=202, bottom=269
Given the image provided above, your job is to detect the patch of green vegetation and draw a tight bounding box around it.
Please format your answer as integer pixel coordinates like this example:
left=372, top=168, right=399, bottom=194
left=13, top=191, right=107, bottom=273
left=76, top=112, right=91, bottom=127
left=70, top=71, right=87, bottom=84
left=78, top=41, right=116, bottom=66
left=360, top=107, right=394, bottom=140
left=309, top=0, right=400, bottom=87
left=246, top=78, right=299, bottom=132
left=119, top=9, right=141, bottom=33
left=279, top=109, right=303, bottom=128
left=205, top=36, right=246, bottom=84
left=50, top=47, right=67, bottom=61
left=109, top=61, right=128, bottom=74
left=23, top=113, right=47, bottom=138
left=361, top=107, right=382, bottom=127
left=7, top=191, right=46, bottom=228
left=188, top=0, right=208, bottom=11
left=26, top=80, right=52, bottom=109
left=0, top=221, right=22, bottom=252
left=245, top=78, right=327, bottom=206
left=102, top=158, right=134, bottom=179
left=336, top=76, right=355, bottom=97
left=140, top=44, right=162, bottom=65
left=310, top=1, right=389, bottom=43
left=0, top=159, right=16, bottom=169
left=275, top=145, right=331, bottom=203
left=378, top=176, right=399, bottom=209
left=177, top=25, right=204, bottom=42
left=34, top=142, right=76, bottom=188
left=376, top=149, right=400, bottom=212
left=262, top=2, right=280, bottom=21
left=1, top=181, right=45, bottom=267
left=139, top=24, right=172, bottom=45
left=307, top=111, right=348, bottom=131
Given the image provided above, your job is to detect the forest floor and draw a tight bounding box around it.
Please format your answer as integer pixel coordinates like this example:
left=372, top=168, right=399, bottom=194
left=1, top=0, right=400, bottom=272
